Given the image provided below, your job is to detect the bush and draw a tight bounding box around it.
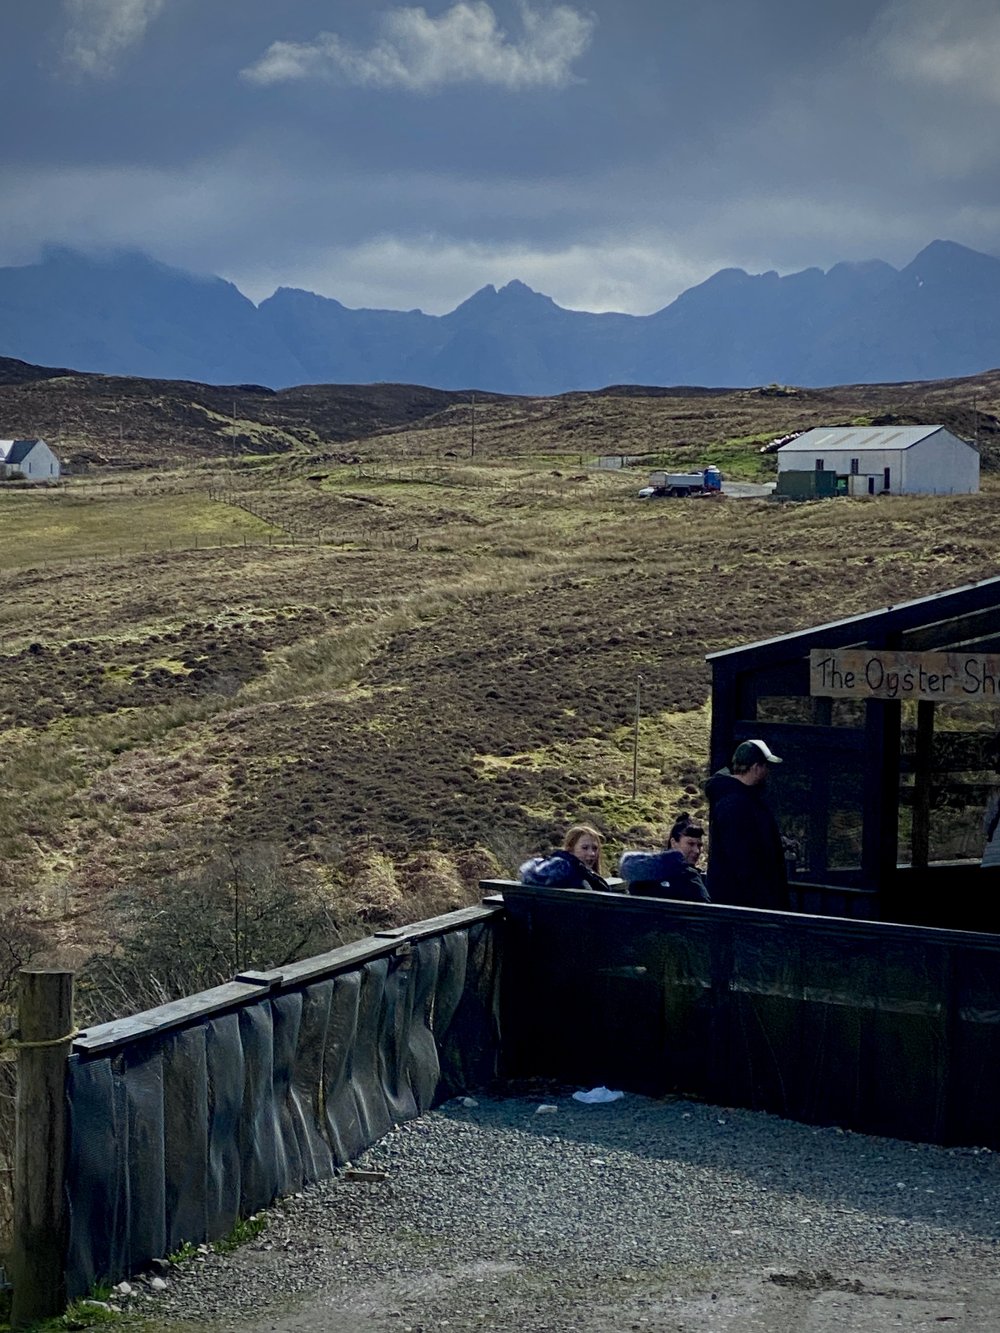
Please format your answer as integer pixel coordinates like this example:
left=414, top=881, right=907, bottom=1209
left=76, top=842, right=350, bottom=1025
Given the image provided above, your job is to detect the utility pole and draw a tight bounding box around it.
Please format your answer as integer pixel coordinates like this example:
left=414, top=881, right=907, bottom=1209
left=470, top=392, right=476, bottom=459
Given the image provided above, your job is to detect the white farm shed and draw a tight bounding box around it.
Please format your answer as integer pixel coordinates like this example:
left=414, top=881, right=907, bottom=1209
left=776, top=426, right=978, bottom=496
left=0, top=438, right=61, bottom=481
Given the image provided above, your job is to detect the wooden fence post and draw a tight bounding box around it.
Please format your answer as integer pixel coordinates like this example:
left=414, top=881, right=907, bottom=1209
left=11, top=969, right=74, bottom=1325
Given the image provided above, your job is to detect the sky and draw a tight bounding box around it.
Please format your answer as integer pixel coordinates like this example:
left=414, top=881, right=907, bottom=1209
left=2, top=0, right=999, bottom=314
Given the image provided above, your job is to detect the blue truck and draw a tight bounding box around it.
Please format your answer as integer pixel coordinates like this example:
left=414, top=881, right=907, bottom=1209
left=638, top=465, right=723, bottom=498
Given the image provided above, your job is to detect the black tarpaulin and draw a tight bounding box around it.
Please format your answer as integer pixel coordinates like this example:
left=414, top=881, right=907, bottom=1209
left=64, top=915, right=502, bottom=1297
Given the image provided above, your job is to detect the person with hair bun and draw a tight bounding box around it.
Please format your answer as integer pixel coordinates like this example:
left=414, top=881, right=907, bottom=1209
left=518, top=822, right=614, bottom=892
left=618, top=812, right=711, bottom=902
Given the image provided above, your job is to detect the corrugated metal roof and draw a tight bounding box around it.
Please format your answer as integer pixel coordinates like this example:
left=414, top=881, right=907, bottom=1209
left=777, top=425, right=950, bottom=453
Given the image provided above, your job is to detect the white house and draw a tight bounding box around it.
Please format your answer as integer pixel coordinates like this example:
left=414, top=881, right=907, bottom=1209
left=776, top=426, right=979, bottom=496
left=0, top=438, right=61, bottom=481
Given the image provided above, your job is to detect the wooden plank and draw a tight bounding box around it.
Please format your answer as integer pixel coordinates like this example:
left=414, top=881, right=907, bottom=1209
left=784, top=879, right=879, bottom=901
left=811, top=648, right=1000, bottom=703
left=499, top=879, right=1000, bottom=950
left=74, top=905, right=505, bottom=1057
left=73, top=980, right=272, bottom=1054
left=806, top=698, right=833, bottom=876
left=945, top=635, right=1000, bottom=655
left=860, top=629, right=902, bottom=889
left=233, top=970, right=284, bottom=988
left=281, top=905, right=503, bottom=985
left=901, top=606, right=1000, bottom=652
left=709, top=660, right=738, bottom=771
left=910, top=701, right=935, bottom=870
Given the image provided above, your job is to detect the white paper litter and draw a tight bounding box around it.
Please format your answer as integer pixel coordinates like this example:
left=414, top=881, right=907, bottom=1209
left=572, top=1086, right=624, bottom=1104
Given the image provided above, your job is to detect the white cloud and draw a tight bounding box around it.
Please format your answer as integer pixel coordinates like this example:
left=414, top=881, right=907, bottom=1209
left=876, top=0, right=1000, bottom=104
left=230, top=234, right=710, bottom=314
left=241, top=1, right=595, bottom=92
left=61, top=0, right=166, bottom=77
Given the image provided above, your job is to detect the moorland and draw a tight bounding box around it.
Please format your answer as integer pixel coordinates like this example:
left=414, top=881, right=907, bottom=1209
left=2, top=355, right=1000, bottom=1019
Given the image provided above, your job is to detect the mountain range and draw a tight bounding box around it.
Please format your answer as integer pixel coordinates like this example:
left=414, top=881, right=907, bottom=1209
left=0, top=241, right=997, bottom=395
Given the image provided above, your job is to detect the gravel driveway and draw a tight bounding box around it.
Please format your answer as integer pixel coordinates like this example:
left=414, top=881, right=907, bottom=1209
left=118, top=1089, right=1000, bottom=1332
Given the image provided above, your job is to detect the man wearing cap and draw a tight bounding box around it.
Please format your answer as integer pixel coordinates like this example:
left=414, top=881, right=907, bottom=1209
left=705, top=739, right=789, bottom=911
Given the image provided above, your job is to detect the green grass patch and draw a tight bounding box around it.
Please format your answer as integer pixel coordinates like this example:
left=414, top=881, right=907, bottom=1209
left=167, top=1240, right=199, bottom=1264
left=240, top=616, right=413, bottom=703
left=637, top=430, right=784, bottom=481
left=213, top=1212, right=268, bottom=1254
left=0, top=491, right=272, bottom=569
left=21, top=1282, right=120, bottom=1331
left=59, top=1296, right=120, bottom=1329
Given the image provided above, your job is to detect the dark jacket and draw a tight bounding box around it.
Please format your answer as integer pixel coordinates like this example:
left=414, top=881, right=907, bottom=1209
left=705, top=768, right=789, bottom=911
left=518, top=849, right=613, bottom=893
left=619, top=849, right=710, bottom=903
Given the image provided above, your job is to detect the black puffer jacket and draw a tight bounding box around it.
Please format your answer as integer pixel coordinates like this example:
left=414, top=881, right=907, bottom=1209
left=705, top=769, right=788, bottom=911
left=619, top=850, right=710, bottom=903
left=518, top=849, right=613, bottom=893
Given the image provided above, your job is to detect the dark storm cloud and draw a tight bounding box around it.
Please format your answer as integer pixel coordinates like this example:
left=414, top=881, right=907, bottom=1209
left=0, top=0, right=997, bottom=313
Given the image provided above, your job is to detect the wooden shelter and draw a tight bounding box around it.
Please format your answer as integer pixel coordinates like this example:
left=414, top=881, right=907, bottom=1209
left=707, top=575, right=1000, bottom=930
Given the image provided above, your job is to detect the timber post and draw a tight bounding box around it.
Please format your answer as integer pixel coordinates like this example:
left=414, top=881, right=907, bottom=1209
left=11, top=968, right=75, bottom=1326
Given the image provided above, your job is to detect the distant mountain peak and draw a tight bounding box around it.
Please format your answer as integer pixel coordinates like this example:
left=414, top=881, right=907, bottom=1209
left=448, top=283, right=498, bottom=314
left=38, top=243, right=205, bottom=281
left=906, top=238, right=999, bottom=270
left=450, top=279, right=557, bottom=314
left=914, top=238, right=976, bottom=260
left=267, top=285, right=347, bottom=310
left=443, top=280, right=553, bottom=327
left=498, top=278, right=545, bottom=298
left=1, top=239, right=999, bottom=392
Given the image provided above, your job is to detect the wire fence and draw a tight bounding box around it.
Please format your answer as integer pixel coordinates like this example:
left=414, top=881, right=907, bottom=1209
left=206, top=489, right=421, bottom=549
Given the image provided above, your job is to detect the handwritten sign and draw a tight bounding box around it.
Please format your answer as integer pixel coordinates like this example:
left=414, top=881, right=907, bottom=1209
left=810, top=649, right=1000, bottom=702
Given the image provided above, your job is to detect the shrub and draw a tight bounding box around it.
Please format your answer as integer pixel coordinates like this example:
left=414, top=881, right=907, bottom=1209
left=76, top=842, right=347, bottom=1025
left=344, top=848, right=403, bottom=925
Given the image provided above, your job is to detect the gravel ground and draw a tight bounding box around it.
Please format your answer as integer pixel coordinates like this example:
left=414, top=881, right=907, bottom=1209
left=117, top=1089, right=1000, bottom=1332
